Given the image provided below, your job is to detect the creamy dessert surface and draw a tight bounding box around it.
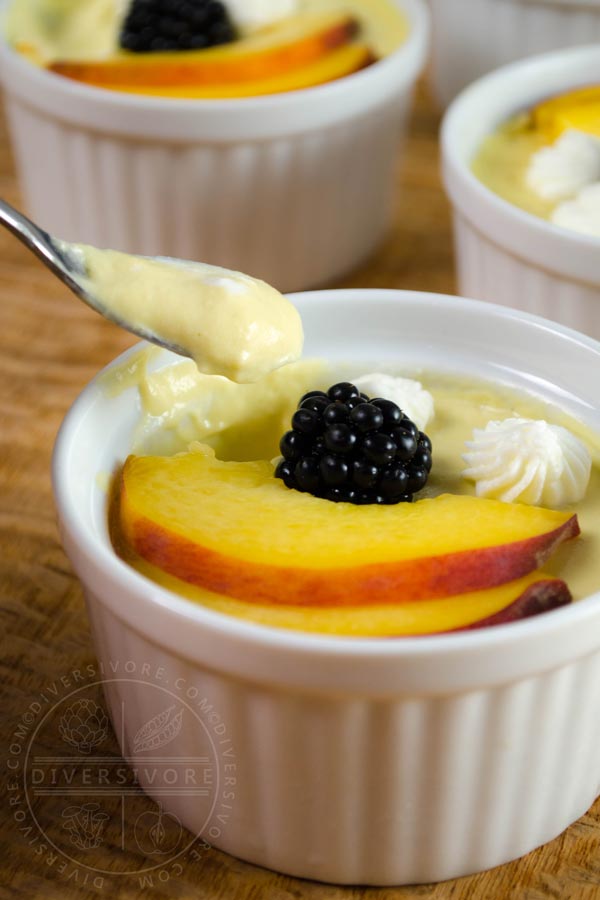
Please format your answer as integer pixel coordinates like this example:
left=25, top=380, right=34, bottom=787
left=5, top=0, right=126, bottom=62
left=75, top=244, right=303, bottom=384
left=104, top=349, right=326, bottom=460
left=107, top=353, right=600, bottom=632
left=7, top=0, right=408, bottom=63
left=472, top=116, right=556, bottom=221
left=303, top=0, right=407, bottom=57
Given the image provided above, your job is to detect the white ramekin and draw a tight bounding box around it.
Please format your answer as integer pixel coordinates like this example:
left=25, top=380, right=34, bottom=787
left=0, top=0, right=428, bottom=293
left=442, top=45, right=600, bottom=342
left=52, top=289, right=600, bottom=886
left=428, top=0, right=600, bottom=108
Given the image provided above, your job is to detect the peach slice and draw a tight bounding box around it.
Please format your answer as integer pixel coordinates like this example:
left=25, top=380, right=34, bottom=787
left=49, top=12, right=360, bottom=89
left=123, top=553, right=571, bottom=636
left=116, top=446, right=579, bottom=607
left=449, top=575, right=571, bottom=633
left=103, top=43, right=374, bottom=99
left=532, top=86, right=600, bottom=140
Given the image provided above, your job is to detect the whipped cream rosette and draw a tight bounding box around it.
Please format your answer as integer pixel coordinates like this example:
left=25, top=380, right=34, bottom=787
left=463, top=417, right=591, bottom=507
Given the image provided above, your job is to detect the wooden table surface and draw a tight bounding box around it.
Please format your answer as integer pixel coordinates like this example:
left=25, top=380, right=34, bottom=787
left=1, top=81, right=599, bottom=900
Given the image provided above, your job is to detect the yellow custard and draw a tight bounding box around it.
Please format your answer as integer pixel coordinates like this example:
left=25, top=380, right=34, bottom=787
left=304, top=0, right=407, bottom=59
left=109, top=358, right=600, bottom=637
left=472, top=115, right=555, bottom=222
left=6, top=0, right=125, bottom=62
left=74, top=244, right=303, bottom=383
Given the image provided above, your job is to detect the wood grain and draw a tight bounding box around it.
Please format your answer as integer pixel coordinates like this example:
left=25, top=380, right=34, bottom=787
left=1, top=80, right=599, bottom=900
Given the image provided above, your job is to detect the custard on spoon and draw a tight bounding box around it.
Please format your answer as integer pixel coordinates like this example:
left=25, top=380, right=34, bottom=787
left=0, top=199, right=303, bottom=383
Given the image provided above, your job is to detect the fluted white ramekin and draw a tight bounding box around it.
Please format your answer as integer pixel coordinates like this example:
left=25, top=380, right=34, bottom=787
left=52, top=289, right=600, bottom=885
left=0, top=0, right=428, bottom=292
left=428, top=0, right=600, bottom=108
left=442, top=45, right=600, bottom=341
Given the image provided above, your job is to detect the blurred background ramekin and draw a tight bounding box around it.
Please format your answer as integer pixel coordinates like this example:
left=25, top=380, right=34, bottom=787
left=0, top=0, right=428, bottom=293
left=442, top=45, right=600, bottom=341
left=428, top=0, right=600, bottom=108
left=53, top=288, right=600, bottom=886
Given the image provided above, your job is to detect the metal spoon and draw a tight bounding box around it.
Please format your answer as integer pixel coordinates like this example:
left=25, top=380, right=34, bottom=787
left=0, top=198, right=190, bottom=358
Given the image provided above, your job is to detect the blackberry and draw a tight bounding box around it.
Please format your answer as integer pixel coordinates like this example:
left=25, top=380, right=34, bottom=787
left=323, top=402, right=351, bottom=425
left=279, top=430, right=307, bottom=462
left=324, top=424, right=358, bottom=454
left=390, top=427, right=418, bottom=462
left=352, top=459, right=379, bottom=490
left=275, top=382, right=433, bottom=504
left=120, top=0, right=236, bottom=53
left=349, top=403, right=384, bottom=432
left=294, top=457, right=320, bottom=493
left=299, top=394, right=330, bottom=415
left=327, top=382, right=359, bottom=403
left=372, top=397, right=403, bottom=426
left=275, top=459, right=295, bottom=488
left=319, top=454, right=350, bottom=487
left=291, top=408, right=320, bottom=435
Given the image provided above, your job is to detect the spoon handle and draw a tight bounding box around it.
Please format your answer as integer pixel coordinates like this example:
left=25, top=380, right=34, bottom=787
left=0, top=198, right=84, bottom=292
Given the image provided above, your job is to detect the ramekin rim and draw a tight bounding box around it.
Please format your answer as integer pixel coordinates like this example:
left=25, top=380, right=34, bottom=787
left=52, top=287, right=600, bottom=661
left=0, top=0, right=429, bottom=113
left=441, top=43, right=600, bottom=255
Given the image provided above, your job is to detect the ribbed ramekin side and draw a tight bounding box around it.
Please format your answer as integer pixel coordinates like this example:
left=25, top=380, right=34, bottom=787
left=84, top=590, right=600, bottom=885
left=3, top=88, right=411, bottom=292
left=453, top=213, right=600, bottom=340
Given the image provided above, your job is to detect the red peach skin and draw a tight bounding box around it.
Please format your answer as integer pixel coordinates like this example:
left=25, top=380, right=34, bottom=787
left=447, top=578, right=572, bottom=632
left=121, top=507, right=579, bottom=607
